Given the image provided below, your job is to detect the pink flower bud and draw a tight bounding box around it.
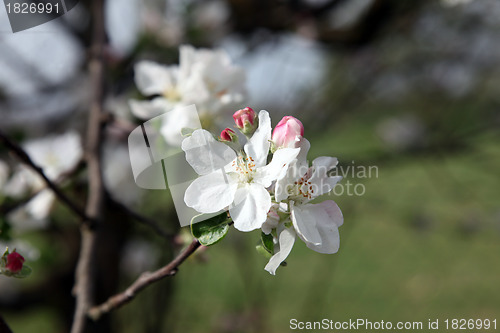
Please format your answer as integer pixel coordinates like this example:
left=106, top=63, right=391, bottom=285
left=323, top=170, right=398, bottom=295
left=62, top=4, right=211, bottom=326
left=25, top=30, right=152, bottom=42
left=272, top=116, right=304, bottom=148
left=233, top=107, right=257, bottom=135
left=6, top=252, right=24, bottom=274
left=220, top=128, right=238, bottom=142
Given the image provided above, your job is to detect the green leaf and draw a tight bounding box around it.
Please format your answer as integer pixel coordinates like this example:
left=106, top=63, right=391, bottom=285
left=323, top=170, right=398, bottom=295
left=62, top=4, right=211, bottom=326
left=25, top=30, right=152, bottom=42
left=261, top=232, right=274, bottom=254
left=256, top=244, right=272, bottom=259
left=190, top=212, right=230, bottom=246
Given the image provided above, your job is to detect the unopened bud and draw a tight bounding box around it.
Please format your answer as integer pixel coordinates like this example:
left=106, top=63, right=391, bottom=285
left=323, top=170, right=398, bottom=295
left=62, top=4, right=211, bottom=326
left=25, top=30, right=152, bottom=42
left=6, top=251, right=24, bottom=274
left=272, top=116, right=304, bottom=149
left=233, top=107, right=257, bottom=135
left=220, top=128, right=238, bottom=143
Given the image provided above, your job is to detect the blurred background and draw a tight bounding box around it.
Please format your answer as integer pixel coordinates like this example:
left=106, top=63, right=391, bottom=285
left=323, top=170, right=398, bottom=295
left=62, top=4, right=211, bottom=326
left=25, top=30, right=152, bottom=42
left=0, top=0, right=499, bottom=332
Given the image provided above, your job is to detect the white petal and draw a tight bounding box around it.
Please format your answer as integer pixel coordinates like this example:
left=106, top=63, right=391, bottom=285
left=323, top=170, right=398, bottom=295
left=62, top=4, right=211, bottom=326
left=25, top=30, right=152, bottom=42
left=312, top=156, right=338, bottom=173
left=129, top=98, right=173, bottom=120
left=26, top=189, right=55, bottom=220
left=181, top=129, right=236, bottom=176
left=229, top=183, right=271, bottom=232
left=264, top=227, right=296, bottom=275
left=291, top=201, right=342, bottom=254
left=295, top=137, right=311, bottom=167
left=308, top=156, right=342, bottom=197
left=254, top=147, right=300, bottom=188
left=274, top=138, right=310, bottom=202
left=244, top=110, right=271, bottom=167
left=159, top=106, right=201, bottom=146
left=134, top=61, right=177, bottom=96
left=184, top=170, right=238, bottom=214
left=290, top=201, right=322, bottom=246
left=320, top=200, right=344, bottom=227
left=23, top=131, right=82, bottom=180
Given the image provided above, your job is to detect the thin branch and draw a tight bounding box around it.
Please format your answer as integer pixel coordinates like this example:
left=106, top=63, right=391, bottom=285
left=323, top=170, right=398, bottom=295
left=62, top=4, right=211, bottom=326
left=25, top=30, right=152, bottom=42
left=0, top=157, right=85, bottom=217
left=71, top=0, right=106, bottom=332
left=0, top=315, right=13, bottom=333
left=108, top=196, right=175, bottom=241
left=0, top=131, right=90, bottom=222
left=88, top=239, right=201, bottom=320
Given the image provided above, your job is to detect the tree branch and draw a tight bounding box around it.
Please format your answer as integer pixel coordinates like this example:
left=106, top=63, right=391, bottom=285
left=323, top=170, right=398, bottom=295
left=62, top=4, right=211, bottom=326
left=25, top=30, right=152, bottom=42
left=0, top=131, right=90, bottom=222
left=0, top=314, right=13, bottom=333
left=88, top=239, right=201, bottom=320
left=107, top=196, right=175, bottom=241
left=71, top=0, right=106, bottom=332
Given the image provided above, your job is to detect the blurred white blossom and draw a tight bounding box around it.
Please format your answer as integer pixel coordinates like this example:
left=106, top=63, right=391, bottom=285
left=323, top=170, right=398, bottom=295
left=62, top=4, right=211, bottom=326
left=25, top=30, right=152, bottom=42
left=0, top=160, right=9, bottom=190
left=4, top=131, right=82, bottom=223
left=129, top=45, right=246, bottom=145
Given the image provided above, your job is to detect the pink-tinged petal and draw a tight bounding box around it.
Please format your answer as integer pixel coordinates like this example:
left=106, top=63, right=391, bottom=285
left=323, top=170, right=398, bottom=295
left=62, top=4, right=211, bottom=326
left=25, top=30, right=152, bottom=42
left=254, top=147, right=300, bottom=187
left=229, top=183, right=271, bottom=232
left=291, top=201, right=342, bottom=254
left=184, top=170, right=238, bottom=214
left=319, top=200, right=344, bottom=227
left=134, top=61, right=177, bottom=96
left=272, top=116, right=304, bottom=148
left=264, top=227, right=296, bottom=275
left=182, top=129, right=236, bottom=176
left=244, top=111, right=271, bottom=167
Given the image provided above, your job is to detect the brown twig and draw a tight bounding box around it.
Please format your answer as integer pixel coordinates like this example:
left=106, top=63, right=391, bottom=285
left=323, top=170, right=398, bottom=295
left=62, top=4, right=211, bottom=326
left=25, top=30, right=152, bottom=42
left=88, top=239, right=201, bottom=320
left=71, top=0, right=106, bottom=332
left=108, top=197, right=175, bottom=241
left=0, top=157, right=85, bottom=217
left=0, top=131, right=90, bottom=222
left=0, top=314, right=13, bottom=333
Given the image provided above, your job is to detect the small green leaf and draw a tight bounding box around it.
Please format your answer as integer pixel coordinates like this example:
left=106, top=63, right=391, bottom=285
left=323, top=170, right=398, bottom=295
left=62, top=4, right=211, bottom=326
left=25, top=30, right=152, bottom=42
left=256, top=243, right=272, bottom=259
left=190, top=212, right=230, bottom=246
left=261, top=232, right=274, bottom=254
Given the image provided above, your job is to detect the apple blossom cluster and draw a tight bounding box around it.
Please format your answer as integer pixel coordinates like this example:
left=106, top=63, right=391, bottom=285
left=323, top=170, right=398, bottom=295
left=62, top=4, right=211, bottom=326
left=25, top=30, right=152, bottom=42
left=182, top=107, right=344, bottom=275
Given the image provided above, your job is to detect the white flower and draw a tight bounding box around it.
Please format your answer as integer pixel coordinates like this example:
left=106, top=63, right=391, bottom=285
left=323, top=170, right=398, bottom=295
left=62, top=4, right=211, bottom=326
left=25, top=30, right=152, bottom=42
left=129, top=45, right=246, bottom=148
left=182, top=111, right=299, bottom=232
left=23, top=131, right=82, bottom=182
left=4, top=131, right=82, bottom=221
left=265, top=139, right=343, bottom=275
left=130, top=45, right=245, bottom=120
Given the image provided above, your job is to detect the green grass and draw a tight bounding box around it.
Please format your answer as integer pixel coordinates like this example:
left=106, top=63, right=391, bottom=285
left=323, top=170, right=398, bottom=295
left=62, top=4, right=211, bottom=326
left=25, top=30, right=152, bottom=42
left=157, top=118, right=500, bottom=333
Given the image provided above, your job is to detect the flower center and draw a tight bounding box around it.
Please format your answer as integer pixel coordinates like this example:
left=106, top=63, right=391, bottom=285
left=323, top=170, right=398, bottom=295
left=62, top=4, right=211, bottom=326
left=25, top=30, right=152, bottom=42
left=163, top=87, right=181, bottom=102
left=288, top=171, right=315, bottom=202
left=231, top=155, right=256, bottom=183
